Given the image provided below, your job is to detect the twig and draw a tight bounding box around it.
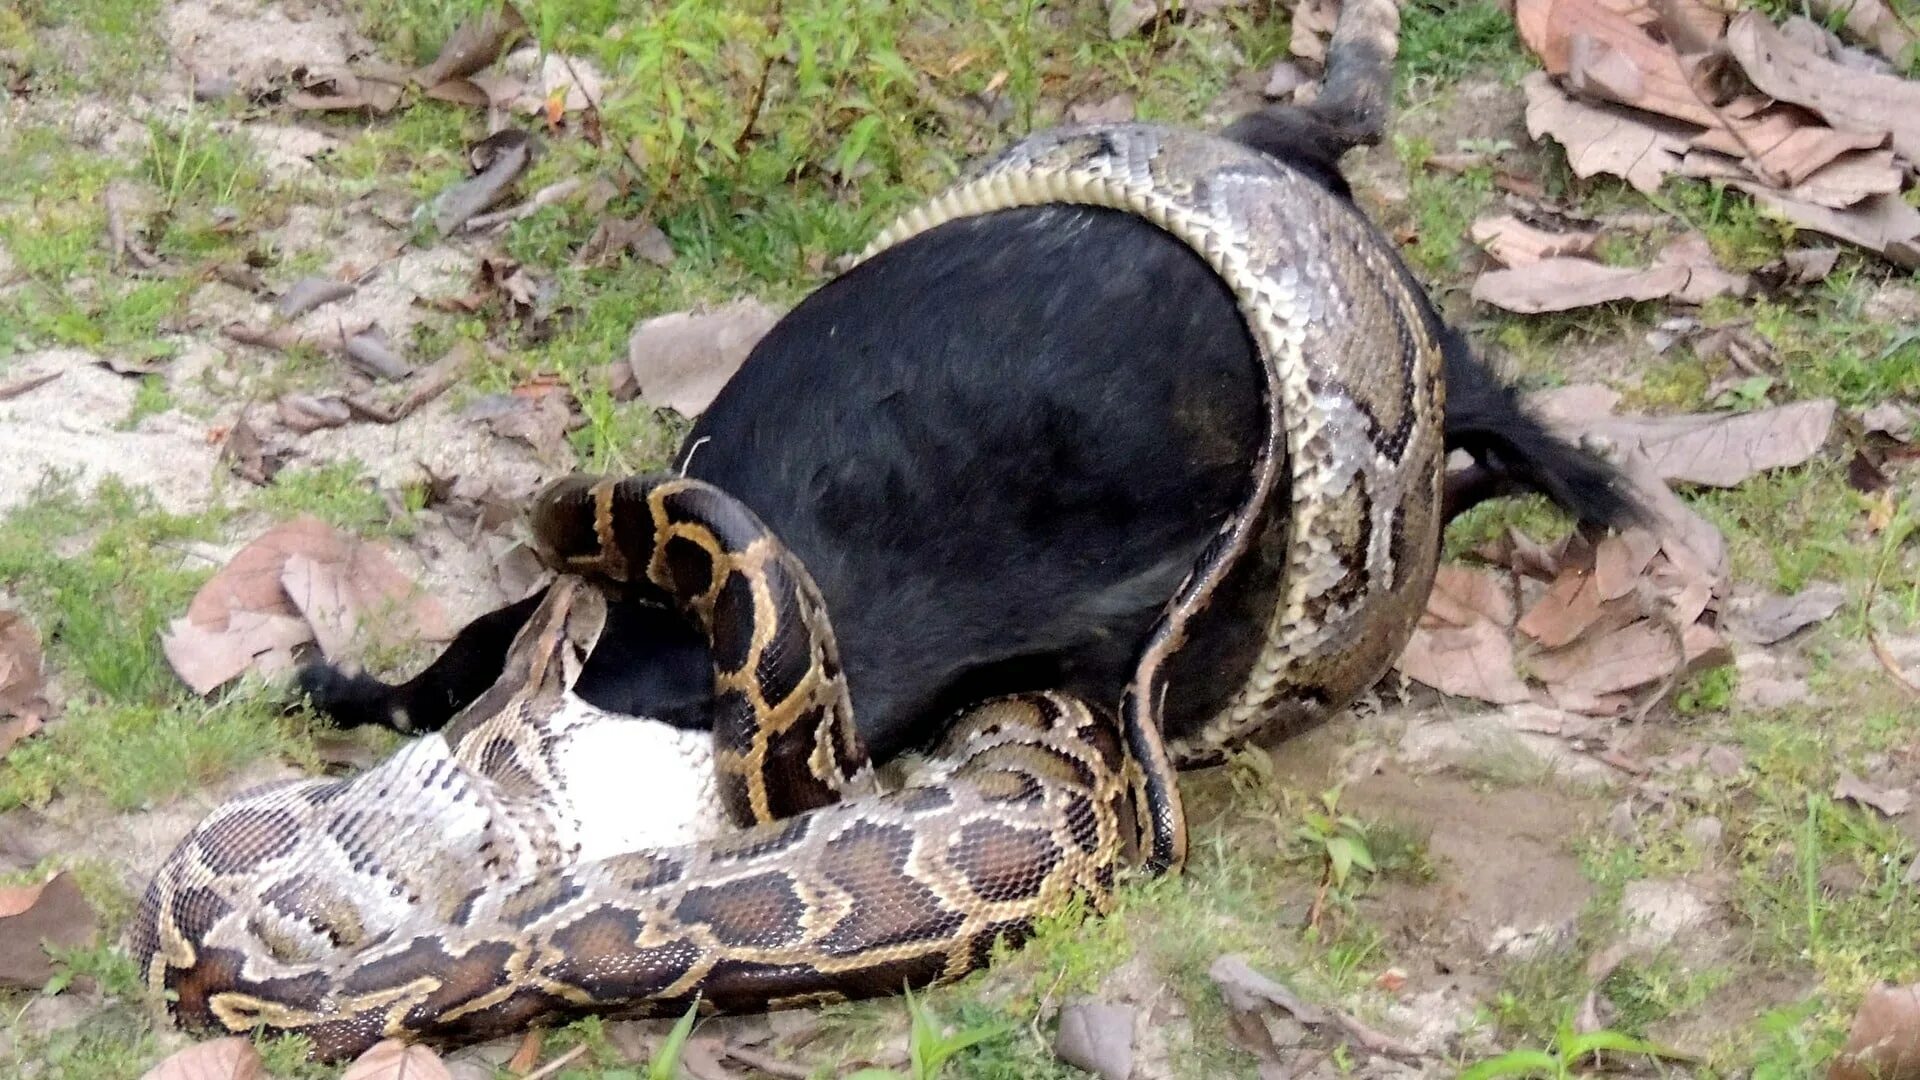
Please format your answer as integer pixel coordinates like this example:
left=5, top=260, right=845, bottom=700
left=733, top=0, right=786, bottom=157
left=462, top=177, right=585, bottom=232
left=1863, top=518, right=1920, bottom=696
left=1627, top=598, right=1688, bottom=726
left=0, top=371, right=61, bottom=402
left=521, top=1043, right=588, bottom=1080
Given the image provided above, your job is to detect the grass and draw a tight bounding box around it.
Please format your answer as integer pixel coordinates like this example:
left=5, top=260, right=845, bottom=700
left=3, top=0, right=1920, bottom=1076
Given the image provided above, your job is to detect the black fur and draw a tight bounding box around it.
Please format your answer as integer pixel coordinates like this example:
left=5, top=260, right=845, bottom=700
left=298, top=107, right=1634, bottom=761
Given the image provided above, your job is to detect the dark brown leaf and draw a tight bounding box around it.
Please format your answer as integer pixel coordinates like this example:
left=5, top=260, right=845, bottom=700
left=471, top=388, right=576, bottom=463
left=139, top=1037, right=267, bottom=1080
left=415, top=5, right=528, bottom=86
left=221, top=415, right=288, bottom=486
left=1396, top=620, right=1533, bottom=704
left=0, top=874, right=100, bottom=990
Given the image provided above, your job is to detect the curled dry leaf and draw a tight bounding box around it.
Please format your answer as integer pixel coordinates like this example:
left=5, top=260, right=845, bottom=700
left=426, top=129, right=534, bottom=235
left=139, top=1037, right=266, bottom=1080
left=470, top=387, right=577, bottom=465
left=0, top=873, right=101, bottom=990
left=278, top=393, right=353, bottom=433
left=1833, top=983, right=1920, bottom=1080
left=1727, top=12, right=1920, bottom=165
left=1054, top=1001, right=1136, bottom=1080
left=415, top=3, right=528, bottom=86
left=1743, top=187, right=1920, bottom=269
left=1469, top=215, right=1598, bottom=267
left=342, top=1039, right=455, bottom=1080
left=162, top=517, right=451, bottom=694
left=289, top=66, right=405, bottom=114
left=342, top=326, right=413, bottom=382
left=1860, top=401, right=1918, bottom=442
left=0, top=610, right=51, bottom=726
left=575, top=216, right=675, bottom=269
left=619, top=298, right=784, bottom=418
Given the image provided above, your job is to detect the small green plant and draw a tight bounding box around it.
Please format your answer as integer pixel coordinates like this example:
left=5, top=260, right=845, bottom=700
left=1460, top=1014, right=1685, bottom=1078
left=1674, top=664, right=1737, bottom=717
left=649, top=1001, right=700, bottom=1080
left=847, top=987, right=1009, bottom=1080
left=1294, top=786, right=1377, bottom=896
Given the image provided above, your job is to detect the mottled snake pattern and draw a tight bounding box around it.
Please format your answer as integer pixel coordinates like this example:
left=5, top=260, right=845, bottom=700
left=130, top=109, right=1445, bottom=1061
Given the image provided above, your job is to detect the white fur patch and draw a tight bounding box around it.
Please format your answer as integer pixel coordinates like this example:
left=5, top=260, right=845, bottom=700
left=547, top=697, right=727, bottom=861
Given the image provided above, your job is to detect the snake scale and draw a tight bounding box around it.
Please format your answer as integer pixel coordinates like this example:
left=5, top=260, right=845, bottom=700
left=130, top=6, right=1449, bottom=1056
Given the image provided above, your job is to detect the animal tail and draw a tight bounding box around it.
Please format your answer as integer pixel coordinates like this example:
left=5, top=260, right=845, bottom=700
left=1439, top=328, right=1642, bottom=530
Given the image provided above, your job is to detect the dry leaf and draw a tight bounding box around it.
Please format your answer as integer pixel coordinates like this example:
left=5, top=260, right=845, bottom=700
left=1833, top=983, right=1920, bottom=1080
left=1724, top=582, right=1847, bottom=644
left=1616, top=448, right=1730, bottom=590
left=1836, top=773, right=1914, bottom=816
left=470, top=388, right=576, bottom=463
left=0, top=610, right=50, bottom=724
left=539, top=53, right=606, bottom=114
left=426, top=129, right=534, bottom=235
left=1860, top=401, right=1918, bottom=442
left=222, top=415, right=288, bottom=486
left=1811, top=0, right=1918, bottom=63
left=416, top=5, right=528, bottom=86
left=0, top=716, right=42, bottom=761
left=1518, top=562, right=1609, bottom=649
left=276, top=276, right=355, bottom=320
left=342, top=326, right=413, bottom=382
left=575, top=217, right=676, bottom=269
left=1741, top=187, right=1920, bottom=268
left=163, top=518, right=450, bottom=693
left=288, top=66, right=404, bottom=114
left=1426, top=565, right=1518, bottom=628
left=277, top=393, right=353, bottom=433
left=1396, top=620, right=1534, bottom=704
left=1529, top=618, right=1722, bottom=696
left=621, top=298, right=784, bottom=418
left=1727, top=12, right=1920, bottom=163
left=1689, top=115, right=1891, bottom=195
left=1054, top=1002, right=1135, bottom=1080
left=342, top=1039, right=455, bottom=1080
left=1472, top=257, right=1689, bottom=313
left=1593, top=400, right=1835, bottom=488
left=0, top=873, right=101, bottom=990
left=1520, top=0, right=1719, bottom=127
left=1523, top=71, right=1694, bottom=193
left=140, top=1037, right=267, bottom=1080
left=1469, top=215, right=1599, bottom=267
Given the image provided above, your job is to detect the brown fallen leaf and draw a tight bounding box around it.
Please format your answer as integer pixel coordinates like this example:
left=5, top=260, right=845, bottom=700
left=426, top=129, right=534, bottom=235
left=139, top=1037, right=267, bottom=1080
left=221, top=414, right=288, bottom=486
left=1833, top=983, right=1920, bottom=1080
left=1552, top=399, right=1836, bottom=488
left=0, top=610, right=50, bottom=725
left=620, top=298, right=784, bottom=418
left=1469, top=215, right=1599, bottom=267
left=1688, top=116, right=1892, bottom=196
left=341, top=1039, right=455, bottom=1080
left=1727, top=12, right=1920, bottom=164
left=163, top=518, right=451, bottom=693
left=1529, top=617, right=1723, bottom=697
left=1472, top=257, right=1690, bottom=314
left=1724, top=582, right=1847, bottom=644
left=1860, top=401, right=1919, bottom=442
left=1396, top=619, right=1534, bottom=705
left=1054, top=1001, right=1136, bottom=1080
left=576, top=216, right=675, bottom=269
left=0, top=873, right=101, bottom=990
left=415, top=4, right=528, bottom=86
left=469, top=387, right=577, bottom=464
left=1835, top=772, right=1913, bottom=817
left=276, top=276, right=355, bottom=320
left=288, top=65, right=405, bottom=114
left=1742, top=187, right=1920, bottom=268
left=1209, top=954, right=1418, bottom=1060
left=1851, top=450, right=1895, bottom=494
left=277, top=393, right=353, bottom=433
left=1426, top=564, right=1518, bottom=629
left=341, top=326, right=413, bottom=382
left=1519, top=0, right=1719, bottom=128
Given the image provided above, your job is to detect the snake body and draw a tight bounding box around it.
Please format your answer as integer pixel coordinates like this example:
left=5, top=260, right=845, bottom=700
left=132, top=63, right=1448, bottom=1059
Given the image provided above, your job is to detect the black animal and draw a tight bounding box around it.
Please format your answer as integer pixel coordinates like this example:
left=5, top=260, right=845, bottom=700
left=301, top=92, right=1633, bottom=764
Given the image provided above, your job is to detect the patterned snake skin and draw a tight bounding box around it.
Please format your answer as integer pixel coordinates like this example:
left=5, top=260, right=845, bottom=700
left=130, top=13, right=1448, bottom=1053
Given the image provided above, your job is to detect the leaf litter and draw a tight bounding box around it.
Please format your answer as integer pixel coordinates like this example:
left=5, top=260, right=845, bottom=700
left=1513, top=0, right=1920, bottom=264
left=0, top=873, right=100, bottom=991
left=139, top=1038, right=266, bottom=1080
left=161, top=518, right=451, bottom=695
